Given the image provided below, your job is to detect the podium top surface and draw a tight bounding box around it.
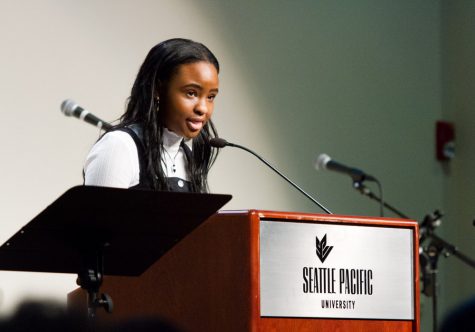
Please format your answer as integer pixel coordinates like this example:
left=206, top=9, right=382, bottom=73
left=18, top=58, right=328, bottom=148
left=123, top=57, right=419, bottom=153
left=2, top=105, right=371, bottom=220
left=0, top=186, right=232, bottom=276
left=216, top=209, right=417, bottom=228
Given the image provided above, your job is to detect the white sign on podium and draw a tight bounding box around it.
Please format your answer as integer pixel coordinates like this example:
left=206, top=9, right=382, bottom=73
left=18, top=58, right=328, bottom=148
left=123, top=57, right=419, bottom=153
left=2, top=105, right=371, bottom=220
left=259, top=220, right=414, bottom=320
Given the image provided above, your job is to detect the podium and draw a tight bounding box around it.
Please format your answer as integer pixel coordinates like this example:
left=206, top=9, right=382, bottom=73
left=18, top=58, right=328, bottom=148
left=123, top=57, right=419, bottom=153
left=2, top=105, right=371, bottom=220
left=68, top=210, right=420, bottom=332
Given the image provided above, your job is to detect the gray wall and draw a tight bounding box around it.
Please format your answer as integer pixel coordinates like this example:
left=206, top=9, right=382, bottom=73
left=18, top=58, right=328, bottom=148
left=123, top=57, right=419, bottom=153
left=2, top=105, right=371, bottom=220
left=209, top=1, right=444, bottom=219
left=1, top=1, right=472, bottom=331
left=440, top=0, right=475, bottom=325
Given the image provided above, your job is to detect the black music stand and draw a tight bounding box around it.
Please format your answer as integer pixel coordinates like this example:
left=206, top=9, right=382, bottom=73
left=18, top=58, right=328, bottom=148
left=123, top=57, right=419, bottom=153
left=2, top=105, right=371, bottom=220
left=0, top=186, right=232, bottom=318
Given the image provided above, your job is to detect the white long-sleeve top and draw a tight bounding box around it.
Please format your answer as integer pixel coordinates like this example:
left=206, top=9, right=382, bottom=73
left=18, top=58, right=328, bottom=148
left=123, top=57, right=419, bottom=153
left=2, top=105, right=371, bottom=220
left=84, top=127, right=192, bottom=188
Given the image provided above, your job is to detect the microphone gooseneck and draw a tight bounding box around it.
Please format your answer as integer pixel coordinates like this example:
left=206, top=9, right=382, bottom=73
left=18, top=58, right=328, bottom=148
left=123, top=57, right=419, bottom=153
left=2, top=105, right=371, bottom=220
left=60, top=99, right=112, bottom=131
left=209, top=138, right=332, bottom=214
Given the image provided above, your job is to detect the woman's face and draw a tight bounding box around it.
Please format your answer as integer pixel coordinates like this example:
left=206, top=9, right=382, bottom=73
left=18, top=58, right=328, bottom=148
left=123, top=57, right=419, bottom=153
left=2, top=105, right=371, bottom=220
left=161, top=61, right=219, bottom=139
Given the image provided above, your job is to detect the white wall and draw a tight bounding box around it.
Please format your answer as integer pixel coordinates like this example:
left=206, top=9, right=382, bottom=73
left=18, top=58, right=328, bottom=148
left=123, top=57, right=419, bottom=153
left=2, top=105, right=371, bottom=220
left=0, top=1, right=456, bottom=331
left=0, top=0, right=245, bottom=314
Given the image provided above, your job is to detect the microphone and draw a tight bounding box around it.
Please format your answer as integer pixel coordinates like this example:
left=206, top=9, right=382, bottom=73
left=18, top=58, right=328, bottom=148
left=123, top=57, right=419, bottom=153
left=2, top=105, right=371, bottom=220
left=60, top=99, right=112, bottom=131
left=209, top=138, right=332, bottom=214
left=314, top=153, right=376, bottom=182
left=208, top=137, right=228, bottom=148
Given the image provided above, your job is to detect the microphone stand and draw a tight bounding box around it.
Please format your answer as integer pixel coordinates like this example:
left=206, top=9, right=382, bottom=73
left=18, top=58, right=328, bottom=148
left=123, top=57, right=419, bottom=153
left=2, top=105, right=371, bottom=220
left=352, top=180, right=475, bottom=332
left=419, top=211, right=475, bottom=332
left=352, top=181, right=409, bottom=219
left=426, top=232, right=475, bottom=269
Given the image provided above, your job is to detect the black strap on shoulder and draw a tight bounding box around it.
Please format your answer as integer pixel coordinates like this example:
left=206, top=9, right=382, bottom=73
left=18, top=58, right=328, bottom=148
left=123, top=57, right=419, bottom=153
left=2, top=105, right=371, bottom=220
left=117, top=127, right=153, bottom=190
left=180, top=140, right=192, bottom=163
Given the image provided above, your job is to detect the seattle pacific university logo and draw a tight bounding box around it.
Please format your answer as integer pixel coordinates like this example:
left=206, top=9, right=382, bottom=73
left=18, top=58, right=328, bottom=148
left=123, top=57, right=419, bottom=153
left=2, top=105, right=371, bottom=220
left=316, top=234, right=333, bottom=263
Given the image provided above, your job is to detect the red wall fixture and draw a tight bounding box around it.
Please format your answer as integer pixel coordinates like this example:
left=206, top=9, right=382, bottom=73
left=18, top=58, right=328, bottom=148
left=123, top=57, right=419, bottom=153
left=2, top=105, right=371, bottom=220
left=436, top=121, right=455, bottom=161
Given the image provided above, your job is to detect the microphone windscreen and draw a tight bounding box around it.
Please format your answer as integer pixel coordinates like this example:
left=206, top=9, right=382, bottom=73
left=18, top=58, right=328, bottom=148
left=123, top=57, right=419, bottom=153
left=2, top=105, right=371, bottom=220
left=209, top=137, right=228, bottom=148
left=60, top=99, right=78, bottom=116
left=314, top=153, right=331, bottom=170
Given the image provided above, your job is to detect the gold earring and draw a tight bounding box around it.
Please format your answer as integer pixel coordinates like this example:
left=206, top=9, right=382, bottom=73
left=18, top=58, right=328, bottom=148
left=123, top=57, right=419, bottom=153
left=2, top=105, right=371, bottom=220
left=155, top=98, right=160, bottom=112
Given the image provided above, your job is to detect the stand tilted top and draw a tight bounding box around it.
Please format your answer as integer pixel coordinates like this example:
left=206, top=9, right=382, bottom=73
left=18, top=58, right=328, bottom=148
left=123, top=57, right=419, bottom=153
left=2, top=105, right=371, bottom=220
left=0, top=186, right=231, bottom=276
left=0, top=186, right=232, bottom=316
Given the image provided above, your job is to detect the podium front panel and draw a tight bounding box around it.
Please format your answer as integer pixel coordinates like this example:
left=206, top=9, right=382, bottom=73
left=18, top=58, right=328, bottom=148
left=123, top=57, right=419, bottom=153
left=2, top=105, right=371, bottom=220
left=260, top=219, right=414, bottom=319
left=68, top=210, right=419, bottom=332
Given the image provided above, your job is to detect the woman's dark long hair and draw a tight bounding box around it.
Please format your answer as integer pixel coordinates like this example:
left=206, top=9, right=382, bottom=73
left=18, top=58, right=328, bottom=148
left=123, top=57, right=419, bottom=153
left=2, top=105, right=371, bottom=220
left=115, top=38, right=220, bottom=192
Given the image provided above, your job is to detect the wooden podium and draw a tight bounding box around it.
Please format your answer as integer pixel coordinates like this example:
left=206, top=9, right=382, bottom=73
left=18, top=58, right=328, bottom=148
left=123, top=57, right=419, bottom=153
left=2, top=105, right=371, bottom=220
left=69, top=210, right=420, bottom=332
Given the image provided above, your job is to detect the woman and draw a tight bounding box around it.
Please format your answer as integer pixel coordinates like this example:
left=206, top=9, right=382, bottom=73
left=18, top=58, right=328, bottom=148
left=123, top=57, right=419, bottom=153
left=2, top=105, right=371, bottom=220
left=84, top=38, right=220, bottom=193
